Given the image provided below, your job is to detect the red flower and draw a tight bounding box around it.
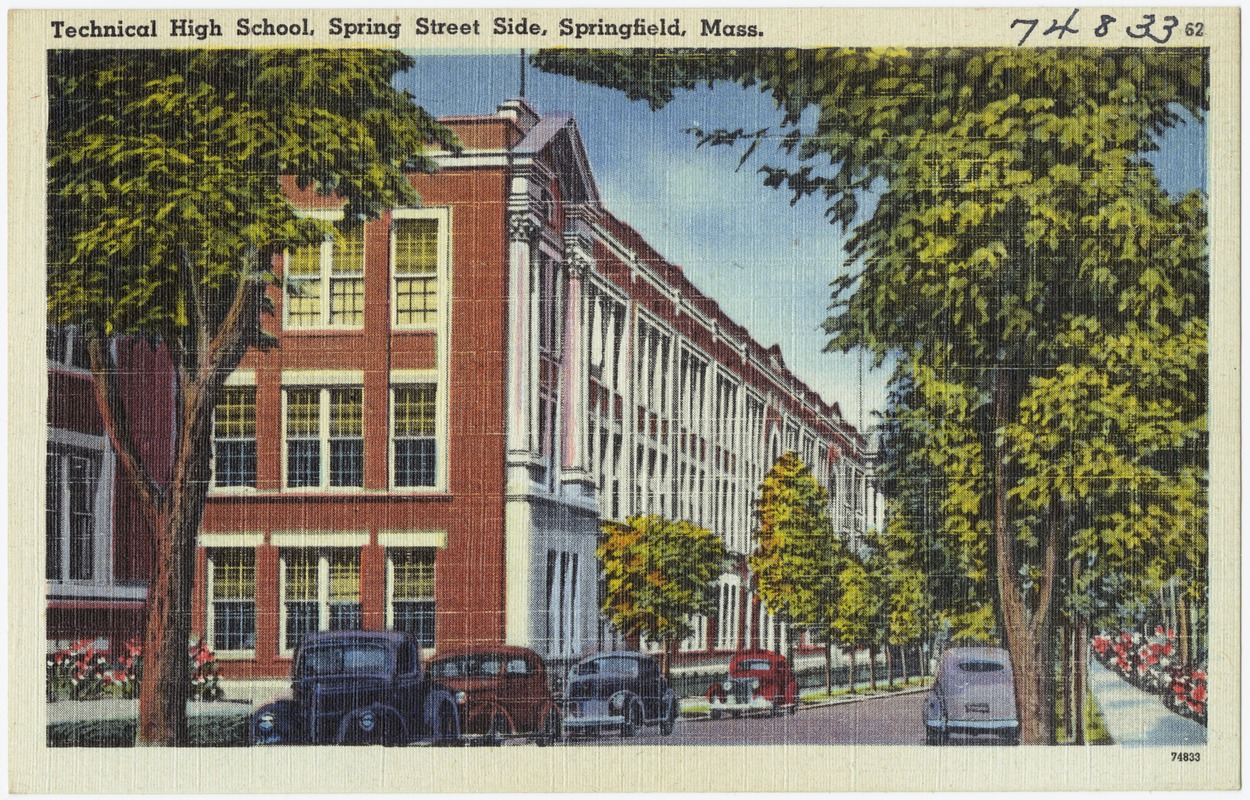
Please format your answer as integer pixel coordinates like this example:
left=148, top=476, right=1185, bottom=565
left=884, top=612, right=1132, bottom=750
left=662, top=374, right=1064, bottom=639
left=1192, top=684, right=1207, bottom=702
left=1155, top=625, right=1164, bottom=636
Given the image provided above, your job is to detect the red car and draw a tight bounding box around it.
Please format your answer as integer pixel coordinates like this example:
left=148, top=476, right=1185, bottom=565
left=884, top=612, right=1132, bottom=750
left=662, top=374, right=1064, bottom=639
left=706, top=649, right=799, bottom=718
left=428, top=645, right=562, bottom=745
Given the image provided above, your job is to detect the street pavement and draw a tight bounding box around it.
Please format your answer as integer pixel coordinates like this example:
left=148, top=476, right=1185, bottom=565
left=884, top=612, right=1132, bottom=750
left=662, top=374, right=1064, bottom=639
left=1088, top=658, right=1206, bottom=747
left=562, top=692, right=943, bottom=746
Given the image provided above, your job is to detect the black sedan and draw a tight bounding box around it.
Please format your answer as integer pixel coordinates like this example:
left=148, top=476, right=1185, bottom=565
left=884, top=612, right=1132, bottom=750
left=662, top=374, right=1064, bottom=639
left=562, top=651, right=678, bottom=738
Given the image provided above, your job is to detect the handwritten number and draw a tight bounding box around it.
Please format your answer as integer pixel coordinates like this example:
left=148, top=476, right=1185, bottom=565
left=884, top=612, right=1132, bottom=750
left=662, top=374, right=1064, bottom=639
left=1094, top=15, right=1116, bottom=37
left=1011, top=18, right=1039, bottom=46
left=1127, top=14, right=1179, bottom=44
left=1043, top=9, right=1080, bottom=39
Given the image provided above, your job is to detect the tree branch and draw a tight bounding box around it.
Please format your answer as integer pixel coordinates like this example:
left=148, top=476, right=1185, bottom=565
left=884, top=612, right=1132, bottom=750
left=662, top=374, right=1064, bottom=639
left=86, top=336, right=166, bottom=516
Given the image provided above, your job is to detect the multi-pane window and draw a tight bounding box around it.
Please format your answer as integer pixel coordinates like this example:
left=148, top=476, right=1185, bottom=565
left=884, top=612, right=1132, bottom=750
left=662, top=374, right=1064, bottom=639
left=389, top=549, right=435, bottom=647
left=392, top=385, right=436, bottom=488
left=213, top=388, right=256, bottom=488
left=284, top=226, right=364, bottom=329
left=46, top=445, right=103, bottom=581
left=208, top=549, right=256, bottom=652
left=282, top=549, right=362, bottom=652
left=285, top=387, right=364, bottom=489
left=393, top=218, right=439, bottom=327
left=47, top=326, right=90, bottom=370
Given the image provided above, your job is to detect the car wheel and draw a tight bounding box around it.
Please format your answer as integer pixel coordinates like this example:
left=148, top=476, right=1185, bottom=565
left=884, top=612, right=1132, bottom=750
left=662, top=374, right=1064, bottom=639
left=486, top=711, right=511, bottom=746
left=659, top=694, right=678, bottom=736
left=620, top=700, right=642, bottom=738
left=536, top=707, right=562, bottom=746
left=1002, top=729, right=1020, bottom=746
left=925, top=726, right=948, bottom=746
left=709, top=709, right=722, bottom=720
left=788, top=701, right=798, bottom=716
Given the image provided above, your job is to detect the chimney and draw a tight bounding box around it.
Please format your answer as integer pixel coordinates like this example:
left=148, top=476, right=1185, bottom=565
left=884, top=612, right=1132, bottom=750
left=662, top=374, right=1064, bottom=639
left=496, top=97, right=540, bottom=134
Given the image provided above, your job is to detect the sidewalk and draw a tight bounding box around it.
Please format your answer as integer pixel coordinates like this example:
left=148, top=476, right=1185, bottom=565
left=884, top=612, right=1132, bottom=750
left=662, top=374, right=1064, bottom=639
left=1088, top=658, right=1206, bottom=747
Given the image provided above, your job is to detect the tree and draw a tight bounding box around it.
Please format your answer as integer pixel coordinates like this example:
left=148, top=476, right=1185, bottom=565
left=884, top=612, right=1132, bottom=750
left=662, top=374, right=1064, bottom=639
left=47, top=49, right=458, bottom=745
left=598, top=515, right=727, bottom=676
left=535, top=47, right=1207, bottom=743
left=830, top=557, right=879, bottom=693
left=751, top=451, right=842, bottom=689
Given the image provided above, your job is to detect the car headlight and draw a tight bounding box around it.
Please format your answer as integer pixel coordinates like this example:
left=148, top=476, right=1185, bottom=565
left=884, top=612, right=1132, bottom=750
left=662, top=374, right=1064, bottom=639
left=609, top=693, right=626, bottom=713
left=358, top=710, right=376, bottom=732
left=751, top=678, right=760, bottom=690
left=723, top=682, right=733, bottom=692
left=256, top=712, right=275, bottom=733
left=455, top=691, right=467, bottom=706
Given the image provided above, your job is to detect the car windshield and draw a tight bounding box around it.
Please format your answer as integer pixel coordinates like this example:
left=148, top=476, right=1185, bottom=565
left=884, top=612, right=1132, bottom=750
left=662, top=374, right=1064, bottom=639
left=298, top=643, right=390, bottom=677
left=737, top=659, right=774, bottom=672
left=429, top=653, right=517, bottom=678
left=574, top=656, right=640, bottom=678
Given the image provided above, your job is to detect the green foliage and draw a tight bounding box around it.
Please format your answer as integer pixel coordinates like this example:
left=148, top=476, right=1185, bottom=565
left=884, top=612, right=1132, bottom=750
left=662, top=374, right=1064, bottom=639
left=751, top=451, right=841, bottom=629
left=48, top=49, right=459, bottom=344
left=831, top=559, right=878, bottom=650
left=598, top=515, right=727, bottom=647
left=538, top=47, right=1208, bottom=738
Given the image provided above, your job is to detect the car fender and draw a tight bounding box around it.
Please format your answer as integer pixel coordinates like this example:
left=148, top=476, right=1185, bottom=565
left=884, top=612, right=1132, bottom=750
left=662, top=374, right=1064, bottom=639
left=706, top=683, right=728, bottom=703
left=251, top=699, right=305, bottom=745
left=424, top=689, right=462, bottom=743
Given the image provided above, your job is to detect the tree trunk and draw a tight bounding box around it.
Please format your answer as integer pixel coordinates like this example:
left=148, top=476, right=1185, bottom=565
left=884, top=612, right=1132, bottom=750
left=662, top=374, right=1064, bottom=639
left=1178, top=591, right=1191, bottom=666
left=824, top=642, right=832, bottom=695
left=886, top=645, right=895, bottom=688
left=1074, top=616, right=1088, bottom=745
left=89, top=267, right=266, bottom=746
left=992, top=372, right=1058, bottom=745
left=1058, top=620, right=1071, bottom=743
left=847, top=648, right=857, bottom=693
left=867, top=644, right=878, bottom=690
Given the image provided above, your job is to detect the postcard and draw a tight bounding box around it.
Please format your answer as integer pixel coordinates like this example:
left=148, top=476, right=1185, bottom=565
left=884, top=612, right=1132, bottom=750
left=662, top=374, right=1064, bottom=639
left=9, top=6, right=1239, bottom=793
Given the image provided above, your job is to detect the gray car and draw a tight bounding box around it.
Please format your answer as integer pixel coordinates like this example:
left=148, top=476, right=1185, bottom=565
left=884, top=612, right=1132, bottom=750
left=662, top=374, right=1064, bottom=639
left=924, top=646, right=1019, bottom=745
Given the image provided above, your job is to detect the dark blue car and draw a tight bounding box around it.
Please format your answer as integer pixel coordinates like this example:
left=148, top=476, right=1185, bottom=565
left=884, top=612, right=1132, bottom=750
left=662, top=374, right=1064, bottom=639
left=562, top=652, right=678, bottom=738
left=251, top=630, right=461, bottom=745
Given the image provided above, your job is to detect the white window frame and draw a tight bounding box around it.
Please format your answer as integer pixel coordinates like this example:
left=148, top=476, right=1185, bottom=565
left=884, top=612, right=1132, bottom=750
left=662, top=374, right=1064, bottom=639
left=46, top=429, right=114, bottom=587
left=390, top=208, right=450, bottom=331
left=388, top=370, right=447, bottom=492
left=282, top=210, right=364, bottom=331
left=281, top=384, right=365, bottom=492
left=205, top=545, right=259, bottom=658
left=210, top=383, right=258, bottom=492
left=47, top=325, right=92, bottom=373
left=277, top=546, right=363, bottom=658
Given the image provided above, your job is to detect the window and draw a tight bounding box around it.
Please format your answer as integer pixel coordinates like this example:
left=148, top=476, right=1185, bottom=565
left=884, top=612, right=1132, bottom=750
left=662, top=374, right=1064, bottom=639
left=388, top=549, right=435, bottom=647
left=392, top=218, right=440, bottom=327
left=285, top=387, right=363, bottom=489
left=392, top=385, right=436, bottom=488
left=213, top=388, right=256, bottom=488
left=46, top=444, right=106, bottom=581
left=281, top=549, right=362, bottom=652
left=208, top=549, right=256, bottom=652
left=47, top=326, right=90, bottom=370
left=284, top=226, right=364, bottom=329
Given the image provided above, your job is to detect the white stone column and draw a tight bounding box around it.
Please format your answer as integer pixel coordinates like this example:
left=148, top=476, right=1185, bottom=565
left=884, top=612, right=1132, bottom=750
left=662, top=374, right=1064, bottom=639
left=506, top=212, right=538, bottom=462
left=559, top=233, right=593, bottom=485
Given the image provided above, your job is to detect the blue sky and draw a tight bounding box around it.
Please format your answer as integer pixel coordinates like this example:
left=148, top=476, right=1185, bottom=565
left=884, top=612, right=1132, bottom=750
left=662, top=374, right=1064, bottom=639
left=397, top=53, right=1206, bottom=429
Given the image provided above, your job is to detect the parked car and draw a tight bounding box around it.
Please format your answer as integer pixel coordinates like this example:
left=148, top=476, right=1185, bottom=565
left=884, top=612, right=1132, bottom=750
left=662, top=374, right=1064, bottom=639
left=705, top=649, right=799, bottom=718
left=428, top=645, right=562, bottom=745
left=251, top=630, right=461, bottom=745
left=562, top=652, right=678, bottom=738
left=923, top=646, right=1019, bottom=745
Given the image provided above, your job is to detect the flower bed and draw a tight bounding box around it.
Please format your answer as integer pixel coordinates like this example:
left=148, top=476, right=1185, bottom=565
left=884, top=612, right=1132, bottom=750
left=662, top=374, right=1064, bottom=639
left=1092, top=628, right=1206, bottom=726
left=47, top=638, right=224, bottom=703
